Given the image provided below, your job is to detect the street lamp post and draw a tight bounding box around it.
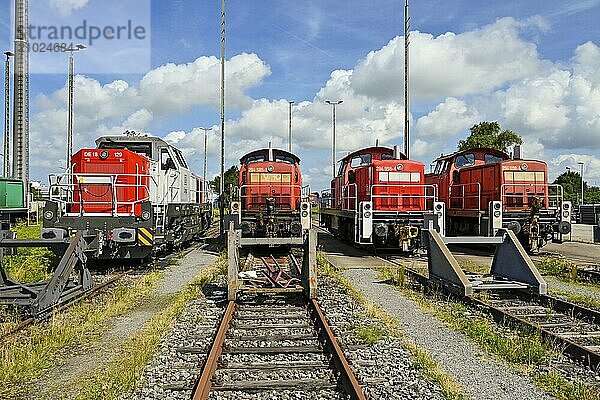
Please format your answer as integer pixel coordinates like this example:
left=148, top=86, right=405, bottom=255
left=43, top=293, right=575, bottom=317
left=288, top=100, right=294, bottom=152
left=3, top=51, right=14, bottom=177
left=199, top=127, right=213, bottom=193
left=219, top=0, right=226, bottom=236
left=578, top=161, right=584, bottom=205
left=325, top=100, right=343, bottom=178
left=66, top=44, right=86, bottom=172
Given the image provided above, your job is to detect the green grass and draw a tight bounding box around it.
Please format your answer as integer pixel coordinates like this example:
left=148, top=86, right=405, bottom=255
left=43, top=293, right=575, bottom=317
left=0, top=270, right=162, bottom=399
left=550, top=289, right=600, bottom=310
left=76, top=255, right=227, bottom=400
left=378, top=266, right=599, bottom=400
left=3, top=223, right=57, bottom=283
left=536, top=256, right=578, bottom=281
left=354, top=324, right=387, bottom=344
left=317, top=253, right=468, bottom=400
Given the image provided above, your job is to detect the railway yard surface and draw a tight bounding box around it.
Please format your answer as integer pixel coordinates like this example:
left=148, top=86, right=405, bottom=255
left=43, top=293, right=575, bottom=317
left=2, top=227, right=600, bottom=399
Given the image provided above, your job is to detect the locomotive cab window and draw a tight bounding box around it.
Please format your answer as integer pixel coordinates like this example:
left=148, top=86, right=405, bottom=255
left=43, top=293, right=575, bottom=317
left=485, top=154, right=504, bottom=164
left=173, top=148, right=189, bottom=168
left=161, top=149, right=176, bottom=171
left=454, top=153, right=474, bottom=168
left=381, top=153, right=395, bottom=160
left=350, top=154, right=372, bottom=168
left=245, top=154, right=266, bottom=164
left=275, top=155, right=295, bottom=164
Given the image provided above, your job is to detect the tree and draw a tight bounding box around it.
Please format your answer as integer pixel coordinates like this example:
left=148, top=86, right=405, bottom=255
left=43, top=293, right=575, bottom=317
left=457, top=121, right=523, bottom=153
left=209, top=165, right=239, bottom=205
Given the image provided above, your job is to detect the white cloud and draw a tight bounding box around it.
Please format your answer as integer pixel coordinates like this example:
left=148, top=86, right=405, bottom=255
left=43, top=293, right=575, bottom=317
left=47, top=0, right=89, bottom=16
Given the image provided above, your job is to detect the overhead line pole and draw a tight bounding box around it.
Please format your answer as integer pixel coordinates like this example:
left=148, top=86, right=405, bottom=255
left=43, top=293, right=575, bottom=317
left=288, top=100, right=294, bottom=152
left=220, top=0, right=226, bottom=236
left=13, top=0, right=29, bottom=204
left=404, top=0, right=410, bottom=158
left=3, top=51, right=13, bottom=177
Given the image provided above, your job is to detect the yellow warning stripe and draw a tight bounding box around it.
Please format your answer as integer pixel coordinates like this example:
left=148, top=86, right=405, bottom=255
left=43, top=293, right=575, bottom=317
left=138, top=227, right=154, bottom=246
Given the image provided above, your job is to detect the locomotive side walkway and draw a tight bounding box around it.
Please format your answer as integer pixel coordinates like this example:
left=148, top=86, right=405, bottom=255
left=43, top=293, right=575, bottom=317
left=318, top=231, right=554, bottom=400
left=25, top=246, right=217, bottom=400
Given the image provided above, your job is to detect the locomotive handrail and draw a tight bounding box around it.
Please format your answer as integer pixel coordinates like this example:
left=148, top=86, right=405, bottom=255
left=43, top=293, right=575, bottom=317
left=237, top=183, right=303, bottom=210
left=448, top=182, right=481, bottom=211
left=369, top=184, right=438, bottom=210
left=500, top=183, right=563, bottom=210
left=319, top=188, right=333, bottom=209
left=341, top=183, right=357, bottom=212
left=48, top=171, right=154, bottom=216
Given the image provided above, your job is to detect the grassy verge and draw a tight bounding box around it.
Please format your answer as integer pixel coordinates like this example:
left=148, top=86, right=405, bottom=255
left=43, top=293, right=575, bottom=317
left=550, top=289, right=600, bottom=310
left=379, top=267, right=597, bottom=400
left=3, top=223, right=56, bottom=283
left=536, top=256, right=579, bottom=281
left=0, top=270, right=162, bottom=399
left=76, top=254, right=227, bottom=400
left=317, top=253, right=468, bottom=400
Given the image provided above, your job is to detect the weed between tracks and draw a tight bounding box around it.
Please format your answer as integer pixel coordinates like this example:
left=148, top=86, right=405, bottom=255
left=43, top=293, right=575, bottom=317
left=76, top=253, right=227, bottom=400
left=3, top=223, right=57, bottom=283
left=0, top=270, right=162, bottom=398
left=378, top=267, right=598, bottom=400
left=317, top=253, right=468, bottom=400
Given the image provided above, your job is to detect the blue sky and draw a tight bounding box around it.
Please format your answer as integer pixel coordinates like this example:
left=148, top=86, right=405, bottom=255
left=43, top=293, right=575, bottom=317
left=1, top=0, right=600, bottom=189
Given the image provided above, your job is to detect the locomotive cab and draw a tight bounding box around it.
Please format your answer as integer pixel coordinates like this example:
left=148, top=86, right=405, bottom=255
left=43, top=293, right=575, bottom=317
left=321, top=145, right=441, bottom=251
left=425, top=148, right=570, bottom=250
left=234, top=147, right=309, bottom=238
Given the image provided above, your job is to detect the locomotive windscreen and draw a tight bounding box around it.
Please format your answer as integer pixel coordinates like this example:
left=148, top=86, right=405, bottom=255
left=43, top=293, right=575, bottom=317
left=98, top=141, right=152, bottom=158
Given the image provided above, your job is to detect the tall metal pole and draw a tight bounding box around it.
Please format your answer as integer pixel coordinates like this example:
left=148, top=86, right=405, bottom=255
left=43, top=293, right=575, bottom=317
left=67, top=50, right=74, bottom=171
left=220, top=0, right=226, bottom=236
left=579, top=161, right=584, bottom=205
left=200, top=127, right=212, bottom=189
left=3, top=52, right=13, bottom=178
left=404, top=0, right=410, bottom=158
left=288, top=100, right=294, bottom=152
left=12, top=0, right=29, bottom=203
left=326, top=100, right=343, bottom=178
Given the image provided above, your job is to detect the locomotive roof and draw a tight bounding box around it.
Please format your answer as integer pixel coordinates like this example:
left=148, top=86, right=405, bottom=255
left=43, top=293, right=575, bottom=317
left=240, top=148, right=301, bottom=164
left=95, top=134, right=169, bottom=147
left=341, top=146, right=407, bottom=162
left=432, top=147, right=509, bottom=162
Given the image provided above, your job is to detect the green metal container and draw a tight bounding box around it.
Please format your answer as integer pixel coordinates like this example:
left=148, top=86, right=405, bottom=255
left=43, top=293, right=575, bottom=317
left=0, top=178, right=24, bottom=208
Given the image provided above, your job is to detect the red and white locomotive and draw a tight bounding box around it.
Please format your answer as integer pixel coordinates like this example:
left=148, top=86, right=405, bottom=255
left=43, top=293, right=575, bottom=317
left=320, top=145, right=444, bottom=251
left=425, top=148, right=571, bottom=250
left=41, top=132, right=212, bottom=259
left=230, top=147, right=311, bottom=238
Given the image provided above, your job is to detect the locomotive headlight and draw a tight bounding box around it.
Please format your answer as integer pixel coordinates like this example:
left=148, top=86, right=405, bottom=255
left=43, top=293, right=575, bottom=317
left=100, top=150, right=109, bottom=160
left=396, top=164, right=404, bottom=171
left=563, top=203, right=570, bottom=210
left=141, top=210, right=151, bottom=221
left=302, top=203, right=309, bottom=210
left=267, top=165, right=274, bottom=172
left=563, top=210, right=570, bottom=218
left=44, top=210, right=55, bottom=221
left=364, top=211, right=372, bottom=218
left=435, top=204, right=443, bottom=211
left=520, top=163, right=528, bottom=171
left=364, top=203, right=371, bottom=210
left=493, top=202, right=501, bottom=210
left=232, top=202, right=239, bottom=211
left=493, top=211, right=501, bottom=218
left=302, top=211, right=308, bottom=218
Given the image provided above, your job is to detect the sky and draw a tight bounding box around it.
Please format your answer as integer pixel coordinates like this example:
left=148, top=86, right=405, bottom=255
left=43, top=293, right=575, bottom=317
left=1, top=0, right=600, bottom=191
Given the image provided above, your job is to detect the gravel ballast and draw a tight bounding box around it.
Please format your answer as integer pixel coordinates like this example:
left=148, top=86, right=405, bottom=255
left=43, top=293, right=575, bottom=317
left=341, top=268, right=554, bottom=400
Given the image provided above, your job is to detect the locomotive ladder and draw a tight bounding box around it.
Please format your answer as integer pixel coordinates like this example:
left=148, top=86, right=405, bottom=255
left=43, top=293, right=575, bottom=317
left=0, top=230, right=94, bottom=316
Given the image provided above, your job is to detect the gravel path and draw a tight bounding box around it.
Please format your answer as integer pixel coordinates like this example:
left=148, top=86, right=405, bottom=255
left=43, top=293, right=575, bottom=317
left=342, top=268, right=555, bottom=400
left=26, top=246, right=216, bottom=400
left=546, top=276, right=600, bottom=301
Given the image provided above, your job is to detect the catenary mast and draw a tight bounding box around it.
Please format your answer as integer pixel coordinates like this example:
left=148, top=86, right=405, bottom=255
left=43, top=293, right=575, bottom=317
left=12, top=0, right=29, bottom=203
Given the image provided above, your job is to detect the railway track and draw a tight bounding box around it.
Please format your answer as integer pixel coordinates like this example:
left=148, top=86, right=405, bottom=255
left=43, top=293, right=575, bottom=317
left=382, top=256, right=600, bottom=370
left=192, top=292, right=365, bottom=399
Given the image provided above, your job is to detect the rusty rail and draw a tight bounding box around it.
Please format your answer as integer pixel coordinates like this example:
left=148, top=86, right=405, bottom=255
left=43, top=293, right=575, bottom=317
left=309, top=298, right=366, bottom=400
left=192, top=300, right=236, bottom=400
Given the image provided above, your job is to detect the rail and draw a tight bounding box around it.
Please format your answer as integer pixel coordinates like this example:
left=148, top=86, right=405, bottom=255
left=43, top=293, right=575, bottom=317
left=500, top=183, right=563, bottom=210
left=449, top=182, right=481, bottom=210
left=49, top=171, right=154, bottom=216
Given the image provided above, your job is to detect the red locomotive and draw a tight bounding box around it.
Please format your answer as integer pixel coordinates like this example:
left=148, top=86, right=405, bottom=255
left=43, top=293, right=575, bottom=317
left=231, top=147, right=311, bottom=237
left=320, top=145, right=444, bottom=251
left=425, top=148, right=571, bottom=250
left=42, top=133, right=212, bottom=259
